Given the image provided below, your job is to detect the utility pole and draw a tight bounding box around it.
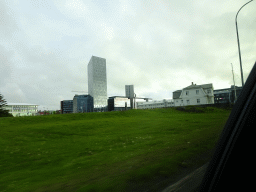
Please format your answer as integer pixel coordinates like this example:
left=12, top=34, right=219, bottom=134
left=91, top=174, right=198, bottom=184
left=231, top=63, right=237, bottom=103
left=235, top=0, right=254, bottom=87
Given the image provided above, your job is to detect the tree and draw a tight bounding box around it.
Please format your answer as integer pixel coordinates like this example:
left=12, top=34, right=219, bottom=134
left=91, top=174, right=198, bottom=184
left=0, top=93, right=13, bottom=117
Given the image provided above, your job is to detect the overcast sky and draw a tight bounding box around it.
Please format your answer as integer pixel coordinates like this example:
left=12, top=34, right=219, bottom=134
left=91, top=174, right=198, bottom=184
left=0, top=0, right=255, bottom=110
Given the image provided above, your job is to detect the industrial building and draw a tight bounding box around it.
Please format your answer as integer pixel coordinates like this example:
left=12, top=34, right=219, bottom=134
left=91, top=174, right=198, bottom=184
left=108, top=96, right=150, bottom=111
left=136, top=99, right=174, bottom=109
left=4, top=103, right=38, bottom=117
left=88, top=56, right=107, bottom=111
left=108, top=96, right=131, bottom=111
left=214, top=85, right=242, bottom=104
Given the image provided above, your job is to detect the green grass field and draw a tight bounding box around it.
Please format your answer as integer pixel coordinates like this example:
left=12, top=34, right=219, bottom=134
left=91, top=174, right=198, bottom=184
left=0, top=107, right=231, bottom=192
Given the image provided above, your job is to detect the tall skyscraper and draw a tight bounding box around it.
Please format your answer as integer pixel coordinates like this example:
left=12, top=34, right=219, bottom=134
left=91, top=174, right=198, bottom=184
left=125, top=85, right=135, bottom=109
left=88, top=56, right=107, bottom=111
left=125, top=85, right=134, bottom=98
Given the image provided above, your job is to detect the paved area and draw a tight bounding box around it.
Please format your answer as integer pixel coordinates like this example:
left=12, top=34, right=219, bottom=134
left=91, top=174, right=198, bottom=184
left=162, top=162, right=209, bottom=192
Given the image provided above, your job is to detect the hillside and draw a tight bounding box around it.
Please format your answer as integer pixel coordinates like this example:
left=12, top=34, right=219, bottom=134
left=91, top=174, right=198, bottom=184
left=0, top=107, right=231, bottom=192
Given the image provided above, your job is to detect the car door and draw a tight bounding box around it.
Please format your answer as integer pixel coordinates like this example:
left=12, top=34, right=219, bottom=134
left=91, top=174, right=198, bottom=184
left=199, top=61, right=256, bottom=191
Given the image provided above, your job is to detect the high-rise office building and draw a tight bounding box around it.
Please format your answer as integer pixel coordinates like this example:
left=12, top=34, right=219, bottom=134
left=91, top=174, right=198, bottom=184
left=125, top=85, right=135, bottom=109
left=88, top=56, right=107, bottom=111
left=125, top=85, right=134, bottom=98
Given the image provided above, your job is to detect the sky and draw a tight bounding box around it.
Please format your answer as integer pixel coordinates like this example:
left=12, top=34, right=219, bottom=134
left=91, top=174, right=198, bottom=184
left=0, top=0, right=255, bottom=110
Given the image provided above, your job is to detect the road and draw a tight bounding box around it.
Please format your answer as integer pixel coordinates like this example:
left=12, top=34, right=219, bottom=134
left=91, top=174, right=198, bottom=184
left=162, top=162, right=209, bottom=192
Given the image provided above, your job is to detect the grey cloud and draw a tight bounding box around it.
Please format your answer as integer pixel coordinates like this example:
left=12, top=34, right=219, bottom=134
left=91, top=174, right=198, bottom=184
left=0, top=0, right=255, bottom=109
left=0, top=1, right=19, bottom=39
left=0, top=45, right=14, bottom=87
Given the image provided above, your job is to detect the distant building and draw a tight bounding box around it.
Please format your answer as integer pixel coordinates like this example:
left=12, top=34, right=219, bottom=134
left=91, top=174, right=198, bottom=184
left=172, top=90, right=182, bottom=106
left=173, top=90, right=182, bottom=99
left=60, top=100, right=73, bottom=114
left=73, top=95, right=93, bottom=113
left=88, top=56, right=107, bottom=111
left=137, top=99, right=174, bottom=109
left=38, top=111, right=45, bottom=115
left=230, top=85, right=242, bottom=103
left=108, top=96, right=131, bottom=111
left=213, top=88, right=230, bottom=104
left=173, top=83, right=214, bottom=106
left=125, top=85, right=134, bottom=98
left=108, top=94, right=151, bottom=111
left=214, top=85, right=242, bottom=104
left=4, top=103, right=39, bottom=117
left=125, top=85, right=135, bottom=109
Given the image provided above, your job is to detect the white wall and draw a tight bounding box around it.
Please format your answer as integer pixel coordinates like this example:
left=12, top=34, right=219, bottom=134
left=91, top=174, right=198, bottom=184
left=5, top=104, right=38, bottom=117
left=174, top=87, right=214, bottom=106
left=137, top=100, right=174, bottom=109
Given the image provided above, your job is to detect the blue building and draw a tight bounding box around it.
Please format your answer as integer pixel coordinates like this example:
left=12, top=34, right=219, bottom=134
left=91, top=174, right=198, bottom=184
left=214, top=85, right=242, bottom=104
left=73, top=95, right=93, bottom=113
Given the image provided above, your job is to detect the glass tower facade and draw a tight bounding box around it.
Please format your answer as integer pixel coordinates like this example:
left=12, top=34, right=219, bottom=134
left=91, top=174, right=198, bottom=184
left=88, top=56, right=107, bottom=111
left=73, top=95, right=93, bottom=113
left=125, top=85, right=134, bottom=98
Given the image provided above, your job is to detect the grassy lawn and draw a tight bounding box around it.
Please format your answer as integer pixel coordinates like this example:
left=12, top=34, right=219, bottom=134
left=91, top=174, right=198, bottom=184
left=0, top=107, right=231, bottom=192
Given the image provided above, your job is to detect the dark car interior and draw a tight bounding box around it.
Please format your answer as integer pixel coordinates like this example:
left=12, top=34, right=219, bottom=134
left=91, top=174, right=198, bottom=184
left=199, top=61, right=256, bottom=191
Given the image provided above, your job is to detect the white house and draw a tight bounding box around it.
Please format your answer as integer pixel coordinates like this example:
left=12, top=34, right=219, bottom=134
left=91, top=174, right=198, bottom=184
left=173, top=83, right=214, bottom=106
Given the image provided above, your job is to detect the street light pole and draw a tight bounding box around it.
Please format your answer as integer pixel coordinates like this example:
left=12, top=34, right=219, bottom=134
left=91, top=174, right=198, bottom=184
left=231, top=63, right=237, bottom=103
left=235, top=0, right=254, bottom=87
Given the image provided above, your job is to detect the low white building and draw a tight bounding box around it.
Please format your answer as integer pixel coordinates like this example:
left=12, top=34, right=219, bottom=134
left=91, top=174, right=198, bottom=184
left=4, top=103, right=39, bottom=117
left=137, top=99, right=174, bottom=109
left=173, top=83, right=214, bottom=106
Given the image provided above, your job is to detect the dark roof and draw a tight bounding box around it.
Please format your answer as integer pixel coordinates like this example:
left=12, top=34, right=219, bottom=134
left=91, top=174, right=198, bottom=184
left=73, top=94, right=91, bottom=98
left=108, top=96, right=152, bottom=100
left=108, top=96, right=128, bottom=99
left=213, top=88, right=230, bottom=92
left=183, top=83, right=213, bottom=90
left=173, top=90, right=182, bottom=99
left=91, top=55, right=106, bottom=60
left=173, top=90, right=182, bottom=93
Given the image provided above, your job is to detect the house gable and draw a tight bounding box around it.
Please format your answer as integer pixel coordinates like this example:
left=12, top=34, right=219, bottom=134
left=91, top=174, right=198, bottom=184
left=173, top=83, right=214, bottom=106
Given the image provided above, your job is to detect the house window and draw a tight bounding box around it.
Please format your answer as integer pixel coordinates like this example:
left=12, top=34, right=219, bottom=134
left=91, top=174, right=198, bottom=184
left=197, top=99, right=200, bottom=103
left=187, top=100, right=190, bottom=104
left=196, top=90, right=199, bottom=95
left=207, top=89, right=211, bottom=94
left=181, top=100, right=183, bottom=103
left=186, top=91, right=189, bottom=95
